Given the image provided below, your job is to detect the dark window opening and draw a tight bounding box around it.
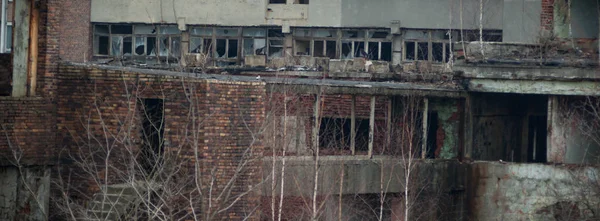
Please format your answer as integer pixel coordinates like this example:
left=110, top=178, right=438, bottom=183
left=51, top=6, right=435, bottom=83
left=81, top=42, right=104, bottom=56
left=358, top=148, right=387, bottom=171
left=527, top=115, right=547, bottom=163
left=268, top=29, right=285, bottom=38
left=342, top=41, right=352, bottom=58
left=314, top=41, right=324, bottom=57
left=123, top=37, right=132, bottom=55
left=111, top=24, right=133, bottom=34
left=294, top=0, right=309, bottom=4
left=319, top=117, right=369, bottom=153
left=140, top=99, right=165, bottom=176
left=354, top=42, right=365, bottom=58
left=216, top=39, right=227, bottom=58
left=203, top=39, right=213, bottom=56
left=368, top=42, right=379, bottom=60
left=98, top=36, right=109, bottom=55
left=228, top=39, right=238, bottom=58
left=405, top=42, right=415, bottom=60
left=146, top=37, right=156, bottom=56
left=269, top=0, right=286, bottom=3
left=381, top=42, right=392, bottom=61
left=432, top=42, right=444, bottom=62
left=426, top=112, right=438, bottom=159
left=326, top=40, right=336, bottom=59
left=417, top=42, right=428, bottom=60
left=370, top=31, right=388, bottom=39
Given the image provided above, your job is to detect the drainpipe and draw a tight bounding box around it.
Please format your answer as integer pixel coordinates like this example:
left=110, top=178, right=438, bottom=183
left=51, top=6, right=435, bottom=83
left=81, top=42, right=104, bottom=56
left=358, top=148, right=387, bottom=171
left=0, top=0, right=7, bottom=53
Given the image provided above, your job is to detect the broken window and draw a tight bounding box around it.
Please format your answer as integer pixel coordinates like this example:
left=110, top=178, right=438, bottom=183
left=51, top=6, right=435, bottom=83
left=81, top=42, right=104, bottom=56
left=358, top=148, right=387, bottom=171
left=94, top=24, right=110, bottom=55
left=157, top=26, right=181, bottom=58
left=134, top=25, right=157, bottom=56
left=403, top=29, right=455, bottom=63
left=293, top=28, right=337, bottom=58
left=243, top=28, right=267, bottom=56
left=214, top=28, right=240, bottom=59
left=319, top=117, right=369, bottom=153
left=341, top=30, right=365, bottom=59
left=269, top=0, right=286, bottom=3
left=268, top=29, right=284, bottom=58
left=190, top=27, right=213, bottom=55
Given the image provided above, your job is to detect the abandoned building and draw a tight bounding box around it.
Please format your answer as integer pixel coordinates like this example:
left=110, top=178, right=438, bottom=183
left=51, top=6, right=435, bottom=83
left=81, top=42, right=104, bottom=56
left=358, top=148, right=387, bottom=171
left=1, top=0, right=600, bottom=220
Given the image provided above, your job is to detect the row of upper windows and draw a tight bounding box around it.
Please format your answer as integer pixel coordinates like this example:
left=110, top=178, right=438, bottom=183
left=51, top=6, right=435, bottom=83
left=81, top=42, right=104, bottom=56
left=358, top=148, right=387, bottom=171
left=93, top=24, right=501, bottom=63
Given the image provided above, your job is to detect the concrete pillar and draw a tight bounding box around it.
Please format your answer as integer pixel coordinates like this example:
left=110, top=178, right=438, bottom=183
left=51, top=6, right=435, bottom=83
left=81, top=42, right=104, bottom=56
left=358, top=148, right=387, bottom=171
left=421, top=98, right=429, bottom=159
left=368, top=96, right=375, bottom=157
left=11, top=0, right=31, bottom=97
left=464, top=94, right=473, bottom=160
left=312, top=94, right=321, bottom=151
left=351, top=95, right=356, bottom=155
left=547, top=95, right=566, bottom=163
left=392, top=35, right=403, bottom=65
left=180, top=31, right=189, bottom=67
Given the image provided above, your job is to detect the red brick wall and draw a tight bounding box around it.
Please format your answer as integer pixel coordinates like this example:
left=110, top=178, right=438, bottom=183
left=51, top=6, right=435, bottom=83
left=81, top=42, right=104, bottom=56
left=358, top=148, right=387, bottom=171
left=541, top=0, right=554, bottom=31
left=36, top=0, right=62, bottom=98
left=0, top=97, right=55, bottom=166
left=59, top=0, right=91, bottom=62
left=56, top=63, right=265, bottom=220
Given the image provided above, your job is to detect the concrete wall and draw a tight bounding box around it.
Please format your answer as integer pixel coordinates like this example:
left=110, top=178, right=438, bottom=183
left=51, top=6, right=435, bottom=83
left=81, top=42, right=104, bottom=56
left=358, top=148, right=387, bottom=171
left=0, top=166, right=50, bottom=221
left=502, top=0, right=542, bottom=43
left=340, top=0, right=503, bottom=29
left=91, top=0, right=505, bottom=29
left=468, top=162, right=600, bottom=220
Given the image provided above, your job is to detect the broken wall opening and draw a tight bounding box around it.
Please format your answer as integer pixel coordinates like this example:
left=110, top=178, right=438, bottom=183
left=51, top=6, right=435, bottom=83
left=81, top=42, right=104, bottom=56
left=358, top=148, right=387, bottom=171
left=140, top=98, right=165, bottom=176
left=471, top=93, right=547, bottom=162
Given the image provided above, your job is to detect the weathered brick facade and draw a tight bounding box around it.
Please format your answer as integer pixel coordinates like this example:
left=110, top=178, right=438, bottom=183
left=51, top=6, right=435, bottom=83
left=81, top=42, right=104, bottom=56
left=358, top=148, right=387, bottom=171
left=56, top=63, right=265, bottom=220
left=0, top=97, right=55, bottom=166
left=541, top=0, right=554, bottom=31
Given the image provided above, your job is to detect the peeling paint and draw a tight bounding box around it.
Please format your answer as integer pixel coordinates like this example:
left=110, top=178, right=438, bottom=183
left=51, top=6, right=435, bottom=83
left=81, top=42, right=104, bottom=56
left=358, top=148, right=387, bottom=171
left=431, top=98, right=459, bottom=159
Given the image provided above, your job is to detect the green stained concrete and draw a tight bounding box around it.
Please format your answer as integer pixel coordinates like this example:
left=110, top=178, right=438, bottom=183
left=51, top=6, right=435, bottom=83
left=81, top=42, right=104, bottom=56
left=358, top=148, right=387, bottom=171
left=430, top=98, right=459, bottom=159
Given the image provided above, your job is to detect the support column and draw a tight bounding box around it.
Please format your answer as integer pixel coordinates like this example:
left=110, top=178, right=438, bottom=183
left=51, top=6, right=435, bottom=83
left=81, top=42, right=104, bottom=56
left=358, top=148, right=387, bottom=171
left=312, top=94, right=321, bottom=152
left=351, top=95, right=356, bottom=155
left=386, top=97, right=392, bottom=152
left=464, top=95, right=473, bottom=160
left=547, top=95, right=566, bottom=163
left=368, top=96, right=375, bottom=158
left=11, top=0, right=31, bottom=97
left=180, top=31, right=189, bottom=67
left=421, top=98, right=429, bottom=159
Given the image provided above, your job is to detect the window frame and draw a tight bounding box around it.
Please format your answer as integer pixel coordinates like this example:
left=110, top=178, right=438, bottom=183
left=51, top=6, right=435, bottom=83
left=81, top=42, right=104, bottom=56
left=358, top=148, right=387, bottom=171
left=293, top=28, right=338, bottom=59
left=402, top=29, right=454, bottom=63
left=93, top=24, right=183, bottom=59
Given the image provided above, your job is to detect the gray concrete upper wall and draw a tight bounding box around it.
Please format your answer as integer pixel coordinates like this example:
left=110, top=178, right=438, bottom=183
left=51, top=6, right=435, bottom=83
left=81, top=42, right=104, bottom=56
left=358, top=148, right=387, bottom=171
left=502, top=0, right=542, bottom=43
left=92, top=0, right=507, bottom=30
left=571, top=0, right=599, bottom=38
left=340, top=0, right=504, bottom=29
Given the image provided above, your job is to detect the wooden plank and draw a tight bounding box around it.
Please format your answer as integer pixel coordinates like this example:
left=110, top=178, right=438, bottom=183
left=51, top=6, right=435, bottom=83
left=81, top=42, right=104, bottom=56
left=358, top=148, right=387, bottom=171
left=28, top=0, right=38, bottom=96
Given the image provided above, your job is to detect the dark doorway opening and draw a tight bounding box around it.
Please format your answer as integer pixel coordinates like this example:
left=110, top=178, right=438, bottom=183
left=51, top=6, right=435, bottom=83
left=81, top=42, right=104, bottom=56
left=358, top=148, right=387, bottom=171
left=140, top=99, right=165, bottom=176
left=426, top=112, right=439, bottom=159
left=528, top=115, right=547, bottom=163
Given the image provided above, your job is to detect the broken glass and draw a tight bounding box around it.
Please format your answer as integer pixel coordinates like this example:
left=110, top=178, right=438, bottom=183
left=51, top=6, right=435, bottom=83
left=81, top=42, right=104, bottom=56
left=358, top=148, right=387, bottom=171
left=111, top=36, right=122, bottom=56
left=295, top=40, right=310, bottom=56
left=159, top=36, right=168, bottom=56
left=243, top=38, right=266, bottom=55
left=243, top=28, right=266, bottom=37
left=134, top=25, right=156, bottom=35
left=342, top=30, right=364, bottom=39
left=135, top=37, right=145, bottom=56
left=432, top=42, right=444, bottom=62
left=293, top=28, right=310, bottom=37
left=417, top=42, right=428, bottom=60
left=216, top=39, right=227, bottom=58
left=313, top=29, right=335, bottom=38
left=341, top=41, right=352, bottom=59
left=268, top=29, right=284, bottom=38
left=190, top=37, right=203, bottom=53
left=191, top=27, right=212, bottom=36
left=367, top=42, right=379, bottom=60
left=160, top=26, right=180, bottom=35
left=147, top=37, right=156, bottom=56
left=171, top=37, right=181, bottom=57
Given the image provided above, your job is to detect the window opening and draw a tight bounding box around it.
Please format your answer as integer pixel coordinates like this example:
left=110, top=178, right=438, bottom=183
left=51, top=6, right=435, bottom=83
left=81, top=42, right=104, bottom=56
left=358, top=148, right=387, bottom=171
left=319, top=117, right=369, bottom=153
left=417, top=42, right=428, bottom=61
left=140, top=98, right=165, bottom=176
left=527, top=115, right=547, bottom=163
left=268, top=29, right=284, bottom=58
left=243, top=28, right=267, bottom=56
left=269, top=0, right=286, bottom=3
left=294, top=0, right=309, bottom=4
